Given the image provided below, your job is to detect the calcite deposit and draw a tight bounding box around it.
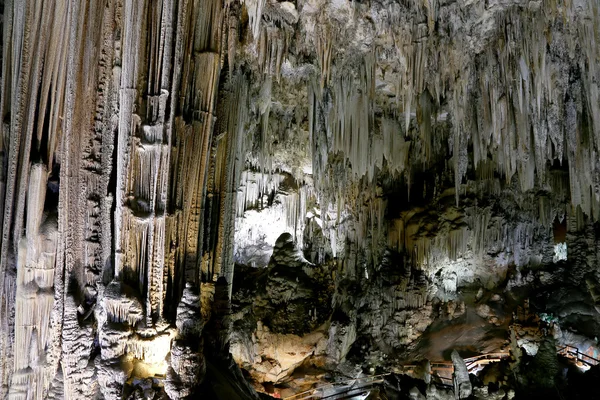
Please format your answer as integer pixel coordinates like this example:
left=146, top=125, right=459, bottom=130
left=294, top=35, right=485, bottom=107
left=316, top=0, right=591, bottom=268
left=1, top=0, right=600, bottom=399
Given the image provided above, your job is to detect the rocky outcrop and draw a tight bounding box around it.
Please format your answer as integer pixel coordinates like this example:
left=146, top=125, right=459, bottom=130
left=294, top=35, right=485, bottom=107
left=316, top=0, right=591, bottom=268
left=230, top=233, right=331, bottom=384
left=451, top=350, right=472, bottom=399
left=231, top=321, right=327, bottom=383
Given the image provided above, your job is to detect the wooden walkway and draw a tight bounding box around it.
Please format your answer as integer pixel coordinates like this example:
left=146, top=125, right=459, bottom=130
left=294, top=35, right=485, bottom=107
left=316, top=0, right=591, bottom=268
left=418, top=345, right=599, bottom=386
left=281, top=345, right=598, bottom=399
left=425, top=352, right=511, bottom=386
left=557, top=344, right=600, bottom=367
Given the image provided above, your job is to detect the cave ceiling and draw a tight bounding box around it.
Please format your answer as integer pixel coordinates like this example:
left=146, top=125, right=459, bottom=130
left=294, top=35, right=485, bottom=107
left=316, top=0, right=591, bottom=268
left=0, top=0, right=600, bottom=399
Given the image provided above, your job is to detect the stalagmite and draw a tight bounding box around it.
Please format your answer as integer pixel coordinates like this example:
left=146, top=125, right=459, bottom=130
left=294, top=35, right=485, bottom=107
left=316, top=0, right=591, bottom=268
left=452, top=350, right=472, bottom=399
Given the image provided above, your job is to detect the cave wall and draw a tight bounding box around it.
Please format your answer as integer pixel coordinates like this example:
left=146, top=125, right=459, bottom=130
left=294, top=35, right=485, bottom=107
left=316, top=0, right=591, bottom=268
left=0, top=0, right=600, bottom=399
left=229, top=0, right=600, bottom=393
left=0, top=0, right=249, bottom=398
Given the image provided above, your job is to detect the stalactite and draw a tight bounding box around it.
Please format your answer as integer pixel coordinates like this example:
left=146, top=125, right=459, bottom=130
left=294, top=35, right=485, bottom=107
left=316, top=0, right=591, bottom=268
left=316, top=24, right=334, bottom=89
left=258, top=75, right=272, bottom=177
left=382, top=118, right=410, bottom=176
left=1, top=0, right=600, bottom=396
left=0, top=0, right=240, bottom=396
left=245, top=0, right=266, bottom=41
left=469, top=207, right=491, bottom=256
left=236, top=170, right=284, bottom=217
left=257, top=24, right=289, bottom=80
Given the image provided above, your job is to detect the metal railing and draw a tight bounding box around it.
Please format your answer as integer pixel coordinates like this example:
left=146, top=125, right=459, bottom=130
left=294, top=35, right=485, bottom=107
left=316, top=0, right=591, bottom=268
left=557, top=344, right=600, bottom=366
left=282, top=346, right=599, bottom=399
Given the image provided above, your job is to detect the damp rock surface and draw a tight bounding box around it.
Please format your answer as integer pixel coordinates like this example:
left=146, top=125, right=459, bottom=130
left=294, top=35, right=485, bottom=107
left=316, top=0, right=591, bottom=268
left=1, top=0, right=600, bottom=399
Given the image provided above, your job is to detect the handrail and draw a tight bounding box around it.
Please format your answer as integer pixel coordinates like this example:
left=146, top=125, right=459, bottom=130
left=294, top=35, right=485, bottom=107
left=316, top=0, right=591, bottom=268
left=464, top=352, right=509, bottom=363
left=556, top=344, right=599, bottom=366
left=287, top=378, right=384, bottom=400
left=580, top=353, right=600, bottom=364
left=431, top=363, right=454, bottom=369
left=284, top=347, right=599, bottom=400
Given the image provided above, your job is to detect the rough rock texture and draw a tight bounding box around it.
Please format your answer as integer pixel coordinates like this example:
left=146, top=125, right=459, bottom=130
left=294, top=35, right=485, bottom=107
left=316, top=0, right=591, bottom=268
left=2, top=0, right=600, bottom=399
left=228, top=0, right=600, bottom=398
left=451, top=350, right=472, bottom=399
left=230, top=233, right=332, bottom=384
left=164, top=284, right=204, bottom=400
left=0, top=0, right=252, bottom=397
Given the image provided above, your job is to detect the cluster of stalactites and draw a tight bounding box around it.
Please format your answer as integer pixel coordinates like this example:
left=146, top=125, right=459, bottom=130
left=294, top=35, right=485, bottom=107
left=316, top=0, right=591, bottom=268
left=327, top=53, right=377, bottom=181
left=311, top=45, right=444, bottom=215
left=236, top=170, right=284, bottom=217
left=252, top=0, right=297, bottom=80
left=449, top=2, right=600, bottom=214
left=241, top=0, right=299, bottom=199
left=103, top=281, right=145, bottom=326
left=320, top=0, right=597, bottom=204
left=305, top=2, right=600, bottom=280
left=234, top=171, right=311, bottom=259
left=388, top=201, right=563, bottom=271
left=281, top=185, right=310, bottom=249
left=128, top=333, right=173, bottom=366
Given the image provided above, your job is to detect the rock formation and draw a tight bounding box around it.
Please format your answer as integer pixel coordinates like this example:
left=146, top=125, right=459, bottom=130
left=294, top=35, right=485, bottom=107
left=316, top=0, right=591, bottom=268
left=451, top=350, right=471, bottom=399
left=1, top=0, right=600, bottom=399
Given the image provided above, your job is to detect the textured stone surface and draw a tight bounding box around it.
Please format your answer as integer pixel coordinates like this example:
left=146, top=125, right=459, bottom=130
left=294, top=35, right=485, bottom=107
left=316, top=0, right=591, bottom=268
left=1, top=0, right=600, bottom=398
left=0, top=0, right=249, bottom=397
left=451, top=350, right=472, bottom=399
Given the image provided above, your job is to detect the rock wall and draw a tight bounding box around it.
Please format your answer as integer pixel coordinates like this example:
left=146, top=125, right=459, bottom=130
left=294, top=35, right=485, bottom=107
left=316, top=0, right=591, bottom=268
left=1, top=0, right=600, bottom=399
left=229, top=0, right=600, bottom=396
left=0, top=0, right=250, bottom=398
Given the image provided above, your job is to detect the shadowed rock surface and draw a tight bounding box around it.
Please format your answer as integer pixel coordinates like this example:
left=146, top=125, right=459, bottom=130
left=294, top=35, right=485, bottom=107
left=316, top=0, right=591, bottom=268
left=1, top=0, right=600, bottom=399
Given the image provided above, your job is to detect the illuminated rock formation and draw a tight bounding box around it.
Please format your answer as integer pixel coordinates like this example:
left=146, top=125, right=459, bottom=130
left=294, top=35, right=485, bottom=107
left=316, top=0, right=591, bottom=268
left=0, top=0, right=247, bottom=397
left=1, top=0, right=600, bottom=399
